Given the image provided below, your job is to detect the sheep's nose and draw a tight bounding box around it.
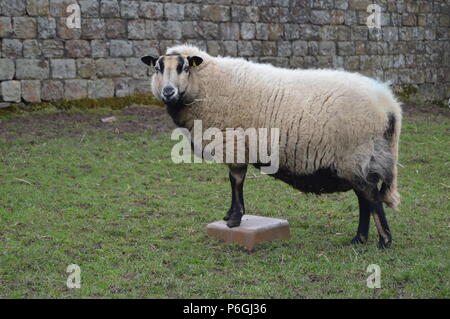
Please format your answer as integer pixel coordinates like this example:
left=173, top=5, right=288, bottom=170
left=162, top=86, right=175, bottom=98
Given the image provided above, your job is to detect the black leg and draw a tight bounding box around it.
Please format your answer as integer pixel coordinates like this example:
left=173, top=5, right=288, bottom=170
left=372, top=202, right=392, bottom=249
left=351, top=191, right=371, bottom=244
left=224, top=165, right=247, bottom=228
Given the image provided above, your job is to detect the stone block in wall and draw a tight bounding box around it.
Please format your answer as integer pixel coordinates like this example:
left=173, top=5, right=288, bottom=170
left=82, top=19, right=105, bottom=39
left=100, top=0, right=120, bottom=18
left=252, top=40, right=262, bottom=56
left=237, top=41, right=253, bottom=56
left=222, top=41, right=237, bottom=56
left=79, top=0, right=99, bottom=18
left=13, top=17, right=37, bottom=39
left=382, top=27, right=399, bottom=41
left=56, top=18, right=81, bottom=39
left=105, top=19, right=126, bottom=39
left=284, top=24, right=300, bottom=40
left=131, top=79, right=151, bottom=94
left=64, top=79, right=88, bottom=100
left=51, top=59, right=76, bottom=79
left=23, top=40, right=41, bottom=58
left=308, top=41, right=318, bottom=55
left=164, top=3, right=185, bottom=20
left=77, top=58, right=96, bottom=78
left=402, top=13, right=416, bottom=26
left=42, top=39, right=64, bottom=57
left=262, top=41, right=277, bottom=56
left=114, top=78, right=134, bottom=97
left=66, top=40, right=91, bottom=58
left=231, top=6, right=258, bottom=23
left=318, top=55, right=333, bottom=68
left=120, top=1, right=139, bottom=19
left=184, top=4, right=201, bottom=20
left=277, top=41, right=291, bottom=57
left=206, top=41, right=223, bottom=57
left=197, top=22, right=219, bottom=40
left=181, top=21, right=199, bottom=39
left=1, top=81, right=21, bottom=102
left=319, top=41, right=336, bottom=56
left=91, top=40, right=108, bottom=58
left=146, top=21, right=183, bottom=40
left=2, top=39, right=23, bottom=58
left=351, top=26, right=368, bottom=40
left=344, top=10, right=357, bottom=26
left=88, top=79, right=114, bottom=98
left=311, top=10, right=332, bottom=25
left=133, top=40, right=159, bottom=58
left=292, top=40, right=308, bottom=56
left=37, top=17, right=56, bottom=39
left=289, top=56, right=304, bottom=68
left=343, top=56, right=360, bottom=70
left=41, top=80, right=63, bottom=101
left=1, top=0, right=26, bottom=16
left=335, top=0, right=349, bottom=10
left=26, top=0, right=49, bottom=16
left=320, top=25, right=337, bottom=41
left=125, top=58, right=148, bottom=79
left=241, top=23, right=255, bottom=40
left=0, top=59, right=15, bottom=80
left=348, top=0, right=370, bottom=11
left=128, top=20, right=146, bottom=39
left=110, top=40, right=133, bottom=57
left=140, top=2, right=163, bottom=19
left=219, top=23, right=240, bottom=40
left=95, top=58, right=126, bottom=77
left=260, top=7, right=279, bottom=23
left=337, top=41, right=355, bottom=56
left=201, top=5, right=230, bottom=22
left=289, top=7, right=310, bottom=24
left=49, top=0, right=74, bottom=17
left=298, top=24, right=320, bottom=41
left=0, top=17, right=13, bottom=37
left=440, top=14, right=450, bottom=27
left=21, top=80, right=41, bottom=102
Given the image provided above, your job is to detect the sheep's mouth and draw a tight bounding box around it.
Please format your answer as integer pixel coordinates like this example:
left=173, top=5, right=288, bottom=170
left=161, top=94, right=180, bottom=106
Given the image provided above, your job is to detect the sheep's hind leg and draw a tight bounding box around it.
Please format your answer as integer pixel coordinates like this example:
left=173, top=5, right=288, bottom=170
left=372, top=202, right=392, bottom=249
left=351, top=191, right=371, bottom=245
left=224, top=165, right=247, bottom=228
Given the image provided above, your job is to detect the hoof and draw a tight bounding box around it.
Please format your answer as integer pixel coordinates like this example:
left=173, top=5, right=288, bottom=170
left=226, top=219, right=241, bottom=228
left=377, top=237, right=392, bottom=249
left=223, top=215, right=230, bottom=221
left=351, top=235, right=367, bottom=245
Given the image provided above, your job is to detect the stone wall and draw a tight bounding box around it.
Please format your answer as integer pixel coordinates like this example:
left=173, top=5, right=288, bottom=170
left=0, top=0, right=449, bottom=105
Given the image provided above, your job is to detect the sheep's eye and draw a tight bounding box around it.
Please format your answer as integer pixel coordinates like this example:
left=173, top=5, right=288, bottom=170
left=154, top=65, right=160, bottom=72
left=183, top=66, right=189, bottom=72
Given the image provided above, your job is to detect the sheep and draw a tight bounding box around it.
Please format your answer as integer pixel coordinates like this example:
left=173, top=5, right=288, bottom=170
left=141, top=44, right=402, bottom=248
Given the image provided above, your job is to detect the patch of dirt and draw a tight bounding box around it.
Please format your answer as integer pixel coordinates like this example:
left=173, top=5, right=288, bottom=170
left=0, top=104, right=176, bottom=140
left=401, top=101, right=450, bottom=119
left=0, top=102, right=447, bottom=141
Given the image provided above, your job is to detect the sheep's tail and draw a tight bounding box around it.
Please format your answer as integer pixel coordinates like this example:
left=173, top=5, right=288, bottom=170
left=380, top=109, right=402, bottom=210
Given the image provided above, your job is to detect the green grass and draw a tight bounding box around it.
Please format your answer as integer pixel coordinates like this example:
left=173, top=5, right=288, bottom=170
left=0, top=105, right=448, bottom=298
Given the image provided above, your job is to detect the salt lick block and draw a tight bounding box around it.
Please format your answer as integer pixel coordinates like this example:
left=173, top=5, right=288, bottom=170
left=206, top=215, right=291, bottom=251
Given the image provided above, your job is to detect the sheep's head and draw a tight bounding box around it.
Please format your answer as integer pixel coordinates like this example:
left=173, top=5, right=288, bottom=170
left=141, top=53, right=203, bottom=106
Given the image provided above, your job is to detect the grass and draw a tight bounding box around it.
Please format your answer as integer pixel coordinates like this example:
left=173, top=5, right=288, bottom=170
left=0, top=104, right=448, bottom=298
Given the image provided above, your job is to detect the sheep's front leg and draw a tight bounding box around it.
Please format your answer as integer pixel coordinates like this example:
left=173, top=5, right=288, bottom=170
left=224, top=164, right=248, bottom=228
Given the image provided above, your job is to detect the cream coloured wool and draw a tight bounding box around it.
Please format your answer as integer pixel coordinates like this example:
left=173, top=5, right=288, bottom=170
left=161, top=45, right=401, bottom=207
left=143, top=44, right=402, bottom=248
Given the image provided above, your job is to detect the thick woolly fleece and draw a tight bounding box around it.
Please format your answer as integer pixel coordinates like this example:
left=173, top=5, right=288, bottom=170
left=156, top=45, right=402, bottom=209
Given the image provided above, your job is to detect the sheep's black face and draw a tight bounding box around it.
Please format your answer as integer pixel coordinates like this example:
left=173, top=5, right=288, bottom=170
left=141, top=54, right=203, bottom=107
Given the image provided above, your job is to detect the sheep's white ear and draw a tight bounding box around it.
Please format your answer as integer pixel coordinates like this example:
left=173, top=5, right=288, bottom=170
left=188, top=56, right=203, bottom=67
left=141, top=55, right=158, bottom=66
